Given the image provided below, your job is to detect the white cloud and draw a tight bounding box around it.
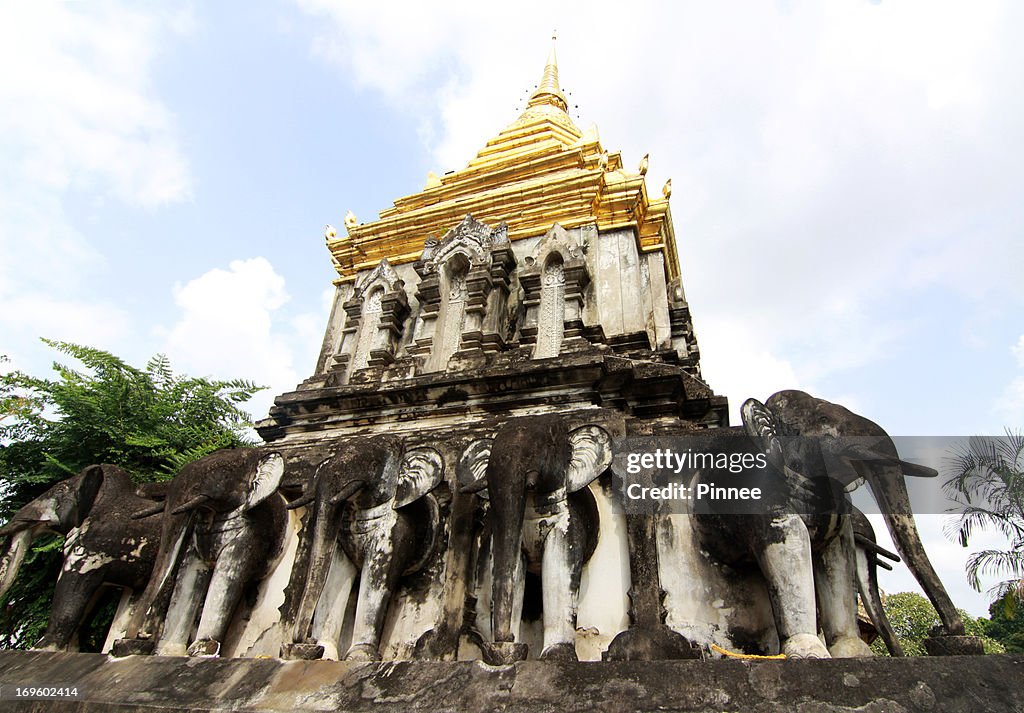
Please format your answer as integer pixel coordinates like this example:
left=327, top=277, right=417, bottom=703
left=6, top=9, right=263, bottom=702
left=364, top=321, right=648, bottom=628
left=995, top=335, right=1024, bottom=426
left=0, top=2, right=192, bottom=340
left=158, top=258, right=328, bottom=425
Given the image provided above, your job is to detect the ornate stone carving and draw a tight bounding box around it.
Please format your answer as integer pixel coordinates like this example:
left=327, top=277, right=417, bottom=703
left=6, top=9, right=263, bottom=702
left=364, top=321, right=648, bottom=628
left=519, top=223, right=591, bottom=357
left=329, top=259, right=409, bottom=383
left=410, top=215, right=516, bottom=372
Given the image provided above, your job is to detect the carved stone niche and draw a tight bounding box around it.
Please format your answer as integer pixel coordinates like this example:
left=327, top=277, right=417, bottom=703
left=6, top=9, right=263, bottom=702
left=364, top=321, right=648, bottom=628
left=408, top=215, right=517, bottom=373
left=519, top=223, right=592, bottom=359
left=328, top=259, right=409, bottom=384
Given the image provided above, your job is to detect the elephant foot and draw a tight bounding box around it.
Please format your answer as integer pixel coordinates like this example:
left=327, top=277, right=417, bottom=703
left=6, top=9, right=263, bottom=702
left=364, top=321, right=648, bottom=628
left=281, top=642, right=324, bottom=660
left=782, top=634, right=831, bottom=659
left=923, top=635, right=985, bottom=656
left=111, top=638, right=155, bottom=658
left=482, top=641, right=529, bottom=665
left=343, top=643, right=381, bottom=662
left=828, top=635, right=873, bottom=658
left=186, top=638, right=221, bottom=658
left=539, top=642, right=578, bottom=662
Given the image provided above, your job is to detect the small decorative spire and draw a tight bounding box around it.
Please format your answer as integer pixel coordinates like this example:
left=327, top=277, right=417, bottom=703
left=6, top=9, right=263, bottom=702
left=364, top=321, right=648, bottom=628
left=344, top=210, right=358, bottom=230
left=662, top=178, right=672, bottom=199
left=598, top=151, right=609, bottom=170
left=324, top=224, right=337, bottom=240
left=425, top=171, right=442, bottom=189
left=638, top=153, right=649, bottom=176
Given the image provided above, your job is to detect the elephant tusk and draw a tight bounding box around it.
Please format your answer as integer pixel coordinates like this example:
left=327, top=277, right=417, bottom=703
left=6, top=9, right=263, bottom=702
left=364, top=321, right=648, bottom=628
left=285, top=491, right=315, bottom=510
left=854, top=533, right=900, bottom=562
left=872, top=557, right=894, bottom=572
left=171, top=494, right=211, bottom=515
left=131, top=502, right=166, bottom=520
left=0, top=530, right=33, bottom=600
left=329, top=481, right=365, bottom=506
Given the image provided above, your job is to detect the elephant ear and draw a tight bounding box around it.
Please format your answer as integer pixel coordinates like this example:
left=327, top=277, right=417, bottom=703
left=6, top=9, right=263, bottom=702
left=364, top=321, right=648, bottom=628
left=566, top=425, right=613, bottom=493
left=457, top=439, right=492, bottom=496
left=741, top=397, right=786, bottom=467
left=246, top=452, right=286, bottom=509
left=394, top=447, right=444, bottom=509
left=76, top=465, right=105, bottom=521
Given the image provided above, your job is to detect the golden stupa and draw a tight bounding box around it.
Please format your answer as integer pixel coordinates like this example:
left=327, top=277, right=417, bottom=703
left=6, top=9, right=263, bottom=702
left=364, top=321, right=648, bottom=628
left=326, top=40, right=679, bottom=284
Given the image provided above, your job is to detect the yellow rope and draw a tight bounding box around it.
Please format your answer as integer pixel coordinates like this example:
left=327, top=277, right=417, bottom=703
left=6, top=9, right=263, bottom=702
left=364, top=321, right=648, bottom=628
left=710, top=643, right=787, bottom=660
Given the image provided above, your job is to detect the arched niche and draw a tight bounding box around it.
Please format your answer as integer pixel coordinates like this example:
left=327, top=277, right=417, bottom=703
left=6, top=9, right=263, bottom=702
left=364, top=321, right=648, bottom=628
left=409, top=215, right=517, bottom=373
left=519, top=224, right=591, bottom=359
left=430, top=252, right=471, bottom=371
left=329, top=259, right=409, bottom=383
left=534, top=253, right=566, bottom=359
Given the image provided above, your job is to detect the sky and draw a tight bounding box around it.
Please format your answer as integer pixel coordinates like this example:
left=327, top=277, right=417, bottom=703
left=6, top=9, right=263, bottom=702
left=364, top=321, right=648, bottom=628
left=0, top=1, right=1021, bottom=618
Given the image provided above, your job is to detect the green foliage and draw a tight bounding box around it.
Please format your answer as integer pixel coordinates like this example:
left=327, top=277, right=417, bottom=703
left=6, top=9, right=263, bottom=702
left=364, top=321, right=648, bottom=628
left=986, top=591, right=1024, bottom=653
left=943, top=432, right=1024, bottom=602
left=868, top=591, right=1005, bottom=655
left=0, top=340, right=265, bottom=649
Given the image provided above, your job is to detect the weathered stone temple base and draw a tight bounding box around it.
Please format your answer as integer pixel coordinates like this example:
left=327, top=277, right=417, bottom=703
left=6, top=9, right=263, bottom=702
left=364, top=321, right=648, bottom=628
left=0, top=651, right=1021, bottom=713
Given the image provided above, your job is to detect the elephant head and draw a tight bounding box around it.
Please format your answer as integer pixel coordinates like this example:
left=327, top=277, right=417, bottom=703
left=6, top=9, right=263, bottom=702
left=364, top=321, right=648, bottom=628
left=741, top=389, right=965, bottom=637
left=0, top=464, right=165, bottom=651
left=0, top=465, right=119, bottom=599
left=123, top=448, right=285, bottom=645
left=285, top=434, right=443, bottom=660
left=458, top=414, right=611, bottom=662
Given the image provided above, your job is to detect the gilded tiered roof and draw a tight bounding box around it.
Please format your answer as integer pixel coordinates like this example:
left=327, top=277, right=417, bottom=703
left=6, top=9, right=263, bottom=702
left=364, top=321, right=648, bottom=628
left=327, top=41, right=680, bottom=283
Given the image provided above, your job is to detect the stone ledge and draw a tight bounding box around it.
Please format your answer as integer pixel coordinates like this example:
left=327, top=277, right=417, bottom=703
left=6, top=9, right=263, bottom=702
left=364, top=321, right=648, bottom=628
left=0, top=651, right=1020, bottom=713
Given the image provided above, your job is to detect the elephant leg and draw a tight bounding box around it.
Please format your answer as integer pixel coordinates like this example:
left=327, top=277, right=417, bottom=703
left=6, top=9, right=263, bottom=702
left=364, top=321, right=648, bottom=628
left=189, top=541, right=260, bottom=656
left=156, top=552, right=211, bottom=656
left=310, top=547, right=357, bottom=660
left=753, top=513, right=830, bottom=659
left=815, top=519, right=871, bottom=658
left=35, top=570, right=106, bottom=651
left=539, top=503, right=582, bottom=661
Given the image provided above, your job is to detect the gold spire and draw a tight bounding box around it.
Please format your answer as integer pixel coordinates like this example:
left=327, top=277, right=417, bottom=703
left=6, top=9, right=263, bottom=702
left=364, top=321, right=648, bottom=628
left=326, top=38, right=682, bottom=285
left=527, top=33, right=567, bottom=113
left=510, top=34, right=576, bottom=133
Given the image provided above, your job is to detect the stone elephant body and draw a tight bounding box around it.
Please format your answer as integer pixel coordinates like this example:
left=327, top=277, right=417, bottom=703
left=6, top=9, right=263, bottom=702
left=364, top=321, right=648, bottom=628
left=118, top=447, right=288, bottom=657
left=673, top=390, right=976, bottom=658
left=0, top=464, right=163, bottom=651
left=282, top=435, right=443, bottom=662
left=459, top=414, right=611, bottom=664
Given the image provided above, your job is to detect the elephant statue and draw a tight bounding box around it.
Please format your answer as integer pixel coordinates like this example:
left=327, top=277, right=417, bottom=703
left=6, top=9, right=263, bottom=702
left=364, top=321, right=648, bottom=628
left=688, top=389, right=979, bottom=658
left=851, top=508, right=902, bottom=656
left=116, top=447, right=287, bottom=657
left=0, top=464, right=162, bottom=651
left=281, top=434, right=443, bottom=661
left=458, top=414, right=612, bottom=664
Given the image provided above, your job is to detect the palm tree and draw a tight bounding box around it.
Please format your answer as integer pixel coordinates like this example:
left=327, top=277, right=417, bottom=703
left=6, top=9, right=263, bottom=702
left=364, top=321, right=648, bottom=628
left=944, top=431, right=1024, bottom=603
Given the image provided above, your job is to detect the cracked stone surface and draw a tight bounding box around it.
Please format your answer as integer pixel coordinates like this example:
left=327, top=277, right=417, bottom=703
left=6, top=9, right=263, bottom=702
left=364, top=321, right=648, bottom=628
left=0, top=651, right=1021, bottom=712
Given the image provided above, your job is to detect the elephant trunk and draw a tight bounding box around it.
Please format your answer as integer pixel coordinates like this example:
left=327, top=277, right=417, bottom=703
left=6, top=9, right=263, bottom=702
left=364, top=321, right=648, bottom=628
left=124, top=512, right=194, bottom=640
left=489, top=467, right=530, bottom=643
left=291, top=479, right=363, bottom=643
left=867, top=466, right=965, bottom=636
left=0, top=530, right=33, bottom=600
left=292, top=500, right=344, bottom=643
